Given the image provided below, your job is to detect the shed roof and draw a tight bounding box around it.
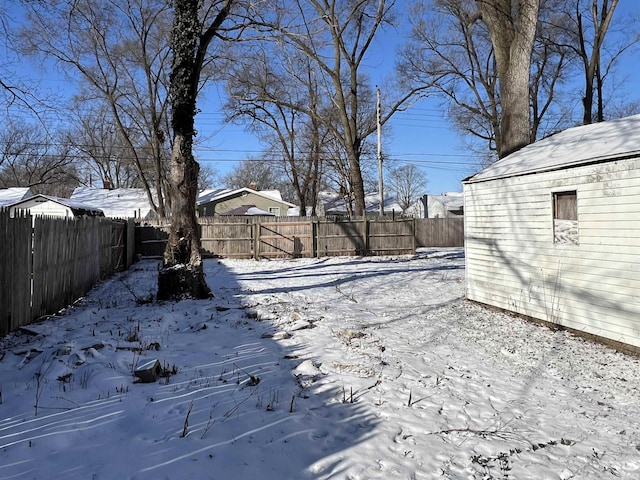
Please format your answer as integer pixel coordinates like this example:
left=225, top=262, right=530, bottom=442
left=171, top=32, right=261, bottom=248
left=465, top=114, right=640, bottom=184
left=0, top=187, right=35, bottom=207
left=11, top=194, right=104, bottom=216
left=71, top=187, right=155, bottom=218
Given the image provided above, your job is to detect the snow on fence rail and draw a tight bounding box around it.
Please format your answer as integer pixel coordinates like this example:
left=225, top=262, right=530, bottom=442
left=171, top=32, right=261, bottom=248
left=0, top=209, right=135, bottom=335
left=136, top=217, right=464, bottom=259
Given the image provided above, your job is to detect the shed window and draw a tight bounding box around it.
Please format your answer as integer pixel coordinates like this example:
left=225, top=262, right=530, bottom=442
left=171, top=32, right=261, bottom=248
left=554, top=191, right=577, bottom=220
left=269, top=207, right=280, bottom=216
left=553, top=191, right=578, bottom=245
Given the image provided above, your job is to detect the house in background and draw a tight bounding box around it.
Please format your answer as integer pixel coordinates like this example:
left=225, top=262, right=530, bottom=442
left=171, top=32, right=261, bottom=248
left=317, top=191, right=404, bottom=217
left=197, top=187, right=295, bottom=217
left=463, top=113, right=640, bottom=352
left=407, top=192, right=464, bottom=218
left=219, top=205, right=275, bottom=216
left=0, top=187, right=35, bottom=208
left=71, top=187, right=158, bottom=220
left=9, top=194, right=104, bottom=218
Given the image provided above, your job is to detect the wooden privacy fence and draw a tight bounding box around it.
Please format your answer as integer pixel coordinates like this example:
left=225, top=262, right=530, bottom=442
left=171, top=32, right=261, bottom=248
left=0, top=209, right=136, bottom=336
left=136, top=217, right=463, bottom=259
left=415, top=217, right=464, bottom=247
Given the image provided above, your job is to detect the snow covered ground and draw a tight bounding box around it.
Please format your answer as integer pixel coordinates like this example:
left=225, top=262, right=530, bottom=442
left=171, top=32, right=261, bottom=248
left=1, top=248, right=639, bottom=479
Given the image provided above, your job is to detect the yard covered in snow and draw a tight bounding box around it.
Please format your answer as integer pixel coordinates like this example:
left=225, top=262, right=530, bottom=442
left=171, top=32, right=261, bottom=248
left=0, top=248, right=639, bottom=479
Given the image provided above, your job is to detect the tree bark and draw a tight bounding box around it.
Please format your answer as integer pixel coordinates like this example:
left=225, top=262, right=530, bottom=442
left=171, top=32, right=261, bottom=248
left=157, top=0, right=217, bottom=300
left=476, top=0, right=539, bottom=158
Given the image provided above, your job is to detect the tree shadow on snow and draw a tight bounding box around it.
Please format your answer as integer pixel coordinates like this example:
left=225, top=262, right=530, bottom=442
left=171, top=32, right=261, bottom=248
left=0, top=258, right=379, bottom=480
left=230, top=249, right=464, bottom=298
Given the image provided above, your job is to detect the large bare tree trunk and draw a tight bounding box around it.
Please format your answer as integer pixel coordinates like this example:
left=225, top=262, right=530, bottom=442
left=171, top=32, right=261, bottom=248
left=476, top=0, right=539, bottom=158
left=157, top=0, right=225, bottom=300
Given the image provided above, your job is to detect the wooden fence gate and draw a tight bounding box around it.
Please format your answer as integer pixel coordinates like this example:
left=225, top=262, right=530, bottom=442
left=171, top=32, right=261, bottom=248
left=256, top=221, right=313, bottom=258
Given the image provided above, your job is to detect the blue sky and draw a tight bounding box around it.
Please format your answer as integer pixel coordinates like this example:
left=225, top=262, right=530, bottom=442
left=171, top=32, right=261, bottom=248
left=193, top=1, right=640, bottom=195
left=6, top=2, right=640, bottom=196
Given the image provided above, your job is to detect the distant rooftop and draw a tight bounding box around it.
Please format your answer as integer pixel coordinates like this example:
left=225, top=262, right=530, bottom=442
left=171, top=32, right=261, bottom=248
left=71, top=187, right=156, bottom=219
left=0, top=187, right=34, bottom=207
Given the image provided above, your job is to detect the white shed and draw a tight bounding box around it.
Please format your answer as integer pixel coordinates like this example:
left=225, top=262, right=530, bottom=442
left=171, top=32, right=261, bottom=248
left=9, top=194, right=104, bottom=218
left=463, top=114, right=640, bottom=352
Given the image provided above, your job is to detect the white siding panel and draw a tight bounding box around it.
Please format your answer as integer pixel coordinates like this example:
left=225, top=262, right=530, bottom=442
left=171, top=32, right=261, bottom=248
left=464, top=156, right=640, bottom=349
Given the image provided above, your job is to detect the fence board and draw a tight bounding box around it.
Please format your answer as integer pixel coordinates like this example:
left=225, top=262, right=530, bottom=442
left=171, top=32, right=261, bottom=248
left=135, top=224, right=170, bottom=257
left=201, top=222, right=254, bottom=258
left=0, top=209, right=32, bottom=335
left=0, top=214, right=132, bottom=336
left=415, top=218, right=464, bottom=247
left=137, top=216, right=464, bottom=260
left=257, top=221, right=313, bottom=258
left=316, top=219, right=366, bottom=256
left=368, top=219, right=415, bottom=255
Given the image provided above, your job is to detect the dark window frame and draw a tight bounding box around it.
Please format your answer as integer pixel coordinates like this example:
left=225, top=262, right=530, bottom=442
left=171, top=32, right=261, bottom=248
left=553, top=191, right=577, bottom=221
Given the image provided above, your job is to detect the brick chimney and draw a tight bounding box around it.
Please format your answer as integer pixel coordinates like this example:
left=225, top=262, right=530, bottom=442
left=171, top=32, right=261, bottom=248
left=248, top=182, right=257, bottom=190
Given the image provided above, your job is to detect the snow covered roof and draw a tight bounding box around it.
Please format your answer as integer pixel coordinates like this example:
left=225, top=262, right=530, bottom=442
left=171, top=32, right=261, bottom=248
left=0, top=187, right=35, bottom=207
left=320, top=191, right=404, bottom=214
left=11, top=194, right=104, bottom=216
left=71, top=187, right=156, bottom=219
left=197, top=188, right=294, bottom=207
left=429, top=192, right=464, bottom=208
left=465, top=114, right=640, bottom=183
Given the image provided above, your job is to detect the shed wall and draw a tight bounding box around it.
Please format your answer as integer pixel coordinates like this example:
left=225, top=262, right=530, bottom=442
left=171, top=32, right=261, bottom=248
left=464, top=157, right=640, bottom=348
left=11, top=200, right=73, bottom=218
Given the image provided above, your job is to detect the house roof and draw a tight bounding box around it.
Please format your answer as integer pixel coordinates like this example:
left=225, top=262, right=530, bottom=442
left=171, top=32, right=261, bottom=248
left=71, top=187, right=156, bottom=218
left=11, top=194, right=104, bottom=216
left=219, top=205, right=275, bottom=216
left=429, top=192, right=464, bottom=209
left=0, top=187, right=34, bottom=207
left=320, top=191, right=404, bottom=214
left=197, top=188, right=295, bottom=207
left=465, top=114, right=640, bottom=184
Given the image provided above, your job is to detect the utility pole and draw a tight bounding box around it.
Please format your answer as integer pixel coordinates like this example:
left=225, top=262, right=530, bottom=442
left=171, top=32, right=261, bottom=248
left=377, top=86, right=384, bottom=217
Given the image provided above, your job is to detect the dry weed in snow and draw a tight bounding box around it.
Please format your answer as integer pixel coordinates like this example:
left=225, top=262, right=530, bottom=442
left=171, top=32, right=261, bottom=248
left=0, top=248, right=639, bottom=479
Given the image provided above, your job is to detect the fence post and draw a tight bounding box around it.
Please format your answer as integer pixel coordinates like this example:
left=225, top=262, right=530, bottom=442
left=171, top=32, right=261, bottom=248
left=253, top=222, right=260, bottom=260
left=363, top=217, right=369, bottom=255
left=412, top=218, right=416, bottom=252
left=312, top=220, right=318, bottom=258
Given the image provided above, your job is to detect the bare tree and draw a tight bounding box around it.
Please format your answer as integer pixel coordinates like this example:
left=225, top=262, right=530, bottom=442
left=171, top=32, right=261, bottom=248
left=68, top=105, right=143, bottom=189
left=0, top=5, right=51, bottom=118
left=530, top=1, right=574, bottom=141
left=387, top=164, right=428, bottom=212
left=20, top=0, right=174, bottom=217
left=402, top=0, right=636, bottom=162
left=0, top=121, right=79, bottom=196
left=550, top=0, right=631, bottom=124
left=225, top=42, right=326, bottom=215
left=157, top=0, right=233, bottom=300
left=249, top=0, right=427, bottom=217
left=475, top=0, right=539, bottom=158
left=222, top=158, right=293, bottom=198
left=401, top=1, right=501, bottom=156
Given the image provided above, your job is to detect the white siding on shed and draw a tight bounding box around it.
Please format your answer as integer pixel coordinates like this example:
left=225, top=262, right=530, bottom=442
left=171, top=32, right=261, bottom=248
left=10, top=198, right=74, bottom=218
left=464, top=157, right=640, bottom=349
